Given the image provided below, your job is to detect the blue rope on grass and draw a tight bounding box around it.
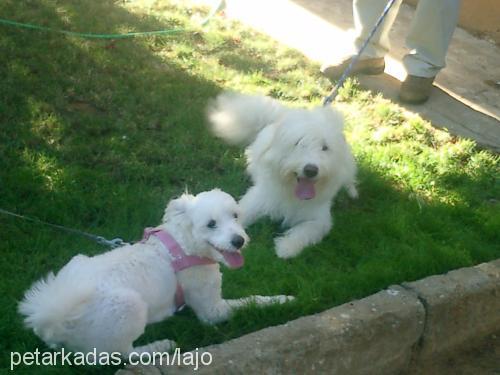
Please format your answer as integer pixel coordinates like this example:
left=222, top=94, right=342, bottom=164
left=0, top=208, right=128, bottom=248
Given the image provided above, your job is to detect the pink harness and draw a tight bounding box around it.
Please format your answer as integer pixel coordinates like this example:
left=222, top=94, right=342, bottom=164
left=142, top=227, right=215, bottom=310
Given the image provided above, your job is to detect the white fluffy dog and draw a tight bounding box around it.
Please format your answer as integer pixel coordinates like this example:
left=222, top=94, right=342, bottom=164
left=208, top=93, right=357, bottom=259
left=19, top=189, right=293, bottom=356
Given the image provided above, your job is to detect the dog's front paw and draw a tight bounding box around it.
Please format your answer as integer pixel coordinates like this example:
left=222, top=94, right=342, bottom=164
left=252, top=295, right=295, bottom=305
left=275, top=237, right=303, bottom=259
left=272, top=295, right=295, bottom=304
left=153, top=339, right=177, bottom=353
left=130, top=339, right=177, bottom=358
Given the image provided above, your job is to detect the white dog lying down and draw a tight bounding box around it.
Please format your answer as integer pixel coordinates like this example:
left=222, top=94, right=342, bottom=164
left=19, top=189, right=293, bottom=356
left=209, top=92, right=357, bottom=259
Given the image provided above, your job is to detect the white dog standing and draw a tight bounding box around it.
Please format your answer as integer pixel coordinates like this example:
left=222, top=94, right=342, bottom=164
left=19, top=189, right=293, bottom=356
left=209, top=93, right=357, bottom=259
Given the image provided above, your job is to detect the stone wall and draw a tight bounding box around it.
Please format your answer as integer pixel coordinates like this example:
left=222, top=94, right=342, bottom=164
left=119, top=259, right=500, bottom=374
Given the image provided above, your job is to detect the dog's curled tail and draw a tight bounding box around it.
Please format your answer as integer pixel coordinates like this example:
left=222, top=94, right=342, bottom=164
left=207, top=92, right=284, bottom=146
left=18, top=256, right=95, bottom=346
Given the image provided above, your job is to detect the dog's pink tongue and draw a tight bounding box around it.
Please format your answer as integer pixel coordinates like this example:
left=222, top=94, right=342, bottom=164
left=221, top=250, right=244, bottom=269
left=295, top=178, right=316, bottom=200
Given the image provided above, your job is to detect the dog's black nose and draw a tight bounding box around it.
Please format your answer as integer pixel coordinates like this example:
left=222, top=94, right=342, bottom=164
left=231, top=235, right=245, bottom=249
left=303, top=164, right=319, bottom=178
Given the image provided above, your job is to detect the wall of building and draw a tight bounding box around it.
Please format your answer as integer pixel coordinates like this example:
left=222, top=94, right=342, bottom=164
left=405, top=0, right=500, bottom=45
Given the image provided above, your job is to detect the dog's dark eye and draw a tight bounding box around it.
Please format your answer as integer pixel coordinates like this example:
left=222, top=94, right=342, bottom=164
left=233, top=213, right=238, bottom=219
left=322, top=144, right=329, bottom=151
left=207, top=220, right=217, bottom=229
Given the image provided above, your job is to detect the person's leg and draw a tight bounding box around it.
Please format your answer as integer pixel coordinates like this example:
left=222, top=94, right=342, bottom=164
left=403, top=0, right=462, bottom=77
left=354, top=0, right=403, bottom=59
left=400, top=0, right=461, bottom=103
left=322, top=0, right=402, bottom=80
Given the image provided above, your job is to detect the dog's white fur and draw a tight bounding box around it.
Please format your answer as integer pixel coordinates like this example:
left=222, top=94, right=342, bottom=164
left=208, top=92, right=357, bottom=259
left=19, top=189, right=293, bottom=356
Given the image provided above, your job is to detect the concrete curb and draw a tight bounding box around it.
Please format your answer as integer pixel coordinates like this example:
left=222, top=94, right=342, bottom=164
left=119, top=259, right=499, bottom=374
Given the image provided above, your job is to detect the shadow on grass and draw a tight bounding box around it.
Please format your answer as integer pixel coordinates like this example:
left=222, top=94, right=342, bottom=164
left=149, top=161, right=498, bottom=354
left=0, top=1, right=229, bottom=373
left=0, top=0, right=251, bottom=236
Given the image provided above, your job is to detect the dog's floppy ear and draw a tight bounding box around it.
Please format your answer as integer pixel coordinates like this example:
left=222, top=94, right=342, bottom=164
left=163, top=193, right=195, bottom=222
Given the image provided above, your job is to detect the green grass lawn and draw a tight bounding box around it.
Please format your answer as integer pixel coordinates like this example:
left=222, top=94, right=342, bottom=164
left=1, top=0, right=498, bottom=373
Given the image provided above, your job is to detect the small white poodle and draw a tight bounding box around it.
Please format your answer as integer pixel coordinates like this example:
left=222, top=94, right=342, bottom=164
left=208, top=92, right=357, bottom=259
left=19, top=189, right=293, bottom=356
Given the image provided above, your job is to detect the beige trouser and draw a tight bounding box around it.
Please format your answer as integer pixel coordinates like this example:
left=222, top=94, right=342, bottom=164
left=354, top=0, right=462, bottom=78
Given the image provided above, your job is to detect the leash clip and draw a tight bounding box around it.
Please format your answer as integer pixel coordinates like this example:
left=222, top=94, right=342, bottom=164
left=96, top=236, right=128, bottom=248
